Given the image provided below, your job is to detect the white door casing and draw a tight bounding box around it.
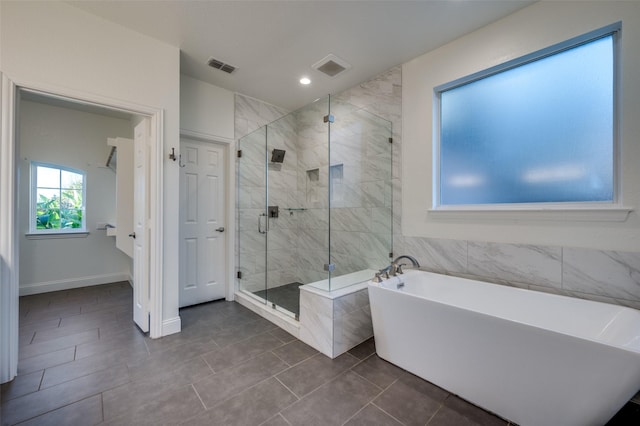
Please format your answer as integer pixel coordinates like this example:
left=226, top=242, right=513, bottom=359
left=0, top=74, right=19, bottom=383
left=133, top=120, right=150, bottom=332
left=179, top=138, right=226, bottom=307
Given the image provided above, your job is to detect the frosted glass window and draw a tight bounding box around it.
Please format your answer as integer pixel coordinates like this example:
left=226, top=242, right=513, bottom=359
left=438, top=31, right=615, bottom=206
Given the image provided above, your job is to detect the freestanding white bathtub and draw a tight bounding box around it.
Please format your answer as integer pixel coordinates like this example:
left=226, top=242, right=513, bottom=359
left=369, top=269, right=640, bottom=426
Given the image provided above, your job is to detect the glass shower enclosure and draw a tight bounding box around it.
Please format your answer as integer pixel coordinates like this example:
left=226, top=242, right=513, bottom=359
left=237, top=95, right=392, bottom=319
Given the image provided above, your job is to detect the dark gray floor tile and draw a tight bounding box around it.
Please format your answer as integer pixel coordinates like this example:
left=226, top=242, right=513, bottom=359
left=280, top=370, right=381, bottom=426
left=58, top=309, right=122, bottom=330
left=20, top=329, right=98, bottom=361
left=268, top=327, right=297, bottom=344
left=79, top=298, right=129, bottom=315
left=260, top=413, right=290, bottom=426
left=103, top=357, right=212, bottom=421
left=102, top=358, right=212, bottom=421
left=16, top=394, right=103, bottom=426
left=373, top=371, right=448, bottom=426
left=276, top=352, right=359, bottom=397
left=430, top=395, right=506, bottom=426
left=105, top=384, right=205, bottom=426
left=33, top=317, right=118, bottom=343
left=183, top=378, right=297, bottom=426
left=344, top=404, right=404, bottom=425
left=19, top=330, right=35, bottom=347
left=194, top=352, right=288, bottom=408
left=47, top=295, right=98, bottom=311
left=41, top=344, right=149, bottom=389
left=209, top=317, right=278, bottom=348
left=271, top=340, right=317, bottom=366
left=142, top=323, right=216, bottom=354
left=18, top=347, right=76, bottom=375
left=2, top=365, right=129, bottom=425
left=215, top=306, right=265, bottom=330
left=351, top=354, right=404, bottom=389
left=127, top=337, right=218, bottom=381
left=0, top=370, right=43, bottom=402
left=179, top=301, right=232, bottom=327
left=21, top=305, right=81, bottom=325
left=202, top=332, right=284, bottom=372
left=348, top=337, right=376, bottom=360
left=18, top=318, right=61, bottom=338
left=97, top=320, right=141, bottom=340
left=75, top=326, right=147, bottom=359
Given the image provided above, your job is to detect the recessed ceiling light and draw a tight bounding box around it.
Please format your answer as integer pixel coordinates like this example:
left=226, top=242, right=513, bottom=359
left=300, top=77, right=311, bottom=85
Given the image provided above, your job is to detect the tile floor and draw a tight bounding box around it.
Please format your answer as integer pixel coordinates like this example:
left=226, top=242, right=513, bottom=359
left=252, top=282, right=302, bottom=317
left=1, top=282, right=638, bottom=426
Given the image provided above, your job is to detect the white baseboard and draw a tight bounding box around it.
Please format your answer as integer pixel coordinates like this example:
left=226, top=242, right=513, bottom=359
left=19, top=272, right=130, bottom=296
left=161, top=316, right=181, bottom=337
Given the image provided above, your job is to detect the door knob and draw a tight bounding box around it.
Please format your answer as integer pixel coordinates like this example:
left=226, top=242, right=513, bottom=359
left=215, top=227, right=225, bottom=232
left=128, top=232, right=136, bottom=239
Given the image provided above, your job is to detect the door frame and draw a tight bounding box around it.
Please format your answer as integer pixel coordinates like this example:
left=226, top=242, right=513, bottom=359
left=0, top=75, right=165, bottom=383
left=179, top=129, right=235, bottom=302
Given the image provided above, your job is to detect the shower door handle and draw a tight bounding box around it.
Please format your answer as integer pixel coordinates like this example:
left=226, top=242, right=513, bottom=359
left=258, top=213, right=268, bottom=234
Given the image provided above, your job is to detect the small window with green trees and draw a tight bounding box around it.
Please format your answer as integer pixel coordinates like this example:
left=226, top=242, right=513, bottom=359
left=31, top=162, right=86, bottom=233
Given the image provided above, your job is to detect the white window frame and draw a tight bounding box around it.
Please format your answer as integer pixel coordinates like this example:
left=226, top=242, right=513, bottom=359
left=431, top=22, right=631, bottom=221
left=29, top=161, right=87, bottom=235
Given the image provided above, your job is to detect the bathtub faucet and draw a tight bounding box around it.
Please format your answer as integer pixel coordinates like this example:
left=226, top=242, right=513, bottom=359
left=372, top=263, right=396, bottom=282
left=392, top=255, right=420, bottom=274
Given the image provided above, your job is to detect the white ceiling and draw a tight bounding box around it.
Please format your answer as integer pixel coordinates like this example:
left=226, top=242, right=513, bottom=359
left=68, top=0, right=535, bottom=112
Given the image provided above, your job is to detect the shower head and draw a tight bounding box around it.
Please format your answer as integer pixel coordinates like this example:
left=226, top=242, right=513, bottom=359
left=271, top=149, right=286, bottom=163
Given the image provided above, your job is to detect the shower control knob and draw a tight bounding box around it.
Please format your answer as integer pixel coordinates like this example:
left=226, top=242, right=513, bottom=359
left=215, top=227, right=225, bottom=232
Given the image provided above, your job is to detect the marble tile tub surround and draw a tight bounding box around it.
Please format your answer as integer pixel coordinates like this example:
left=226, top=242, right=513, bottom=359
left=402, top=236, right=640, bottom=310
left=299, top=286, right=373, bottom=358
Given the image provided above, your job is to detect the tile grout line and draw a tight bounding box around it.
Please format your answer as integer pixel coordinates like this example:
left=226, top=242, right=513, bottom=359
left=348, top=368, right=384, bottom=393
left=371, top=396, right=407, bottom=425
left=100, top=392, right=105, bottom=423
left=37, top=369, right=45, bottom=392
left=423, top=402, right=444, bottom=425
left=274, top=376, right=302, bottom=401
left=190, top=383, right=208, bottom=410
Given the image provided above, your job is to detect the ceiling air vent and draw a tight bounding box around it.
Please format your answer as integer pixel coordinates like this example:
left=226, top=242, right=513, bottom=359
left=207, top=57, right=237, bottom=74
left=312, top=54, right=351, bottom=78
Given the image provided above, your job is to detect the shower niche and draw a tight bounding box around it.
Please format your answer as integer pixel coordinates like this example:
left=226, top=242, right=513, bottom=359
left=237, top=95, right=392, bottom=331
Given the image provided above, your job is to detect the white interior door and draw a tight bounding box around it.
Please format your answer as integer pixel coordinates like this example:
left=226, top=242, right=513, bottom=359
left=132, top=120, right=149, bottom=332
left=179, top=138, right=226, bottom=307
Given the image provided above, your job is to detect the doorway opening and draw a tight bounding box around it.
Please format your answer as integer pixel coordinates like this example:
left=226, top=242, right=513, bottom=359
left=1, top=80, right=164, bottom=384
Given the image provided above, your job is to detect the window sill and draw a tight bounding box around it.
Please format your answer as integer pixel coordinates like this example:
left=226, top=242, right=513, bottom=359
left=427, top=206, right=633, bottom=222
left=26, top=232, right=90, bottom=240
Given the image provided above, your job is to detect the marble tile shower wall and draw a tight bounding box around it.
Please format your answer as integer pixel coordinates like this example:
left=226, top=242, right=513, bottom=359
left=403, top=236, right=640, bottom=310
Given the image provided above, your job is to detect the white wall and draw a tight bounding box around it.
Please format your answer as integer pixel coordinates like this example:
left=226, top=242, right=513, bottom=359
left=403, top=1, right=640, bottom=252
left=18, top=100, right=133, bottom=294
left=180, top=75, right=234, bottom=140
left=0, top=1, right=181, bottom=330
